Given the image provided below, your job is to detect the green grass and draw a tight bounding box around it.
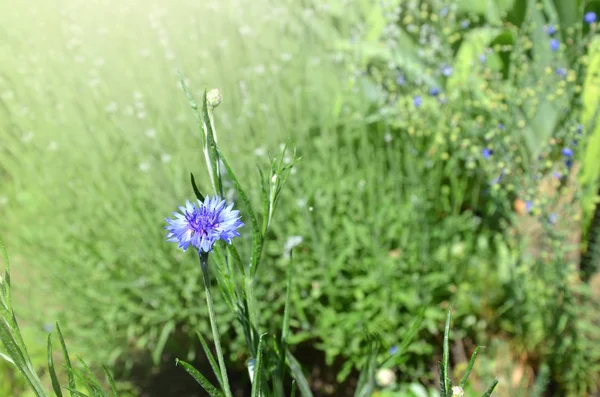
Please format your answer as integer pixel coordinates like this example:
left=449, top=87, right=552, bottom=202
left=2, top=0, right=600, bottom=396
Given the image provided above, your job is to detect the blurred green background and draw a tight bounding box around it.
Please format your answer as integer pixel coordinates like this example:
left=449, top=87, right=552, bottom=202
left=2, top=0, right=600, bottom=396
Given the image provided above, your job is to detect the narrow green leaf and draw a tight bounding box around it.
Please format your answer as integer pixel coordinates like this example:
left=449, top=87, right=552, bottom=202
left=251, top=333, right=267, bottom=397
left=63, top=389, right=90, bottom=397
left=196, top=331, right=224, bottom=390
left=281, top=249, right=294, bottom=346
left=201, top=89, right=222, bottom=196
left=177, top=73, right=206, bottom=148
left=443, top=309, right=451, bottom=396
left=57, top=323, right=77, bottom=396
left=291, top=380, right=297, bottom=397
left=459, top=346, right=482, bottom=388
left=439, top=364, right=446, bottom=397
left=176, top=359, right=224, bottom=397
left=102, top=365, right=118, bottom=397
left=218, top=150, right=261, bottom=266
left=286, top=349, right=314, bottom=397
left=481, top=379, right=499, bottom=397
left=190, top=173, right=205, bottom=202
left=48, top=335, right=64, bottom=397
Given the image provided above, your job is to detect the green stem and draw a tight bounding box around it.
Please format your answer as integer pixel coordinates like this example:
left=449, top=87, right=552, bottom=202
left=244, top=273, right=260, bottom=352
left=199, top=253, right=233, bottom=397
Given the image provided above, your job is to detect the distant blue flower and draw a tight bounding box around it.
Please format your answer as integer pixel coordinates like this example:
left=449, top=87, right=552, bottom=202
left=546, top=25, right=556, bottom=35
left=561, top=147, right=573, bottom=157
left=482, top=148, right=493, bottom=159
left=550, top=38, right=560, bottom=51
left=389, top=345, right=398, bottom=355
left=396, top=74, right=406, bottom=86
left=577, top=124, right=583, bottom=133
left=566, top=158, right=573, bottom=170
left=165, top=197, right=244, bottom=253
left=526, top=201, right=533, bottom=213
left=498, top=123, right=504, bottom=130
left=479, top=53, right=486, bottom=62
left=441, top=65, right=453, bottom=77
left=548, top=213, right=558, bottom=225
left=440, top=7, right=449, bottom=17
left=414, top=95, right=422, bottom=107
left=585, top=11, right=597, bottom=24
left=461, top=20, right=470, bottom=29
left=556, top=68, right=567, bottom=77
left=429, top=87, right=440, bottom=96
left=553, top=171, right=561, bottom=179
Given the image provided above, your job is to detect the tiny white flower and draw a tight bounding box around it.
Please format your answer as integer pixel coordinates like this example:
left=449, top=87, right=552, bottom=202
left=376, top=368, right=396, bottom=387
left=160, top=153, right=172, bottom=163
left=21, top=131, right=34, bottom=143
left=384, top=133, right=392, bottom=142
left=254, top=146, right=266, bottom=157
left=105, top=101, right=118, bottom=113
left=139, top=162, right=151, bottom=172
left=145, top=128, right=156, bottom=138
left=48, top=141, right=58, bottom=151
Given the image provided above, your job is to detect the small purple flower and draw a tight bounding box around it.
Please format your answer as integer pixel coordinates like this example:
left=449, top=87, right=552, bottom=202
left=550, top=38, right=560, bottom=51
left=429, top=87, right=440, bottom=96
left=389, top=345, right=398, bottom=355
left=561, top=147, right=573, bottom=157
left=546, top=25, right=556, bottom=35
left=553, top=171, right=561, bottom=179
left=584, top=11, right=597, bottom=24
left=526, top=201, right=533, bottom=213
left=441, top=65, right=453, bottom=77
left=165, top=196, right=244, bottom=253
left=461, top=20, right=470, bottom=29
left=566, top=158, right=573, bottom=169
left=479, top=53, right=487, bottom=62
left=482, top=148, right=493, bottom=159
left=556, top=68, right=567, bottom=77
left=498, top=123, right=504, bottom=130
left=413, top=95, right=422, bottom=107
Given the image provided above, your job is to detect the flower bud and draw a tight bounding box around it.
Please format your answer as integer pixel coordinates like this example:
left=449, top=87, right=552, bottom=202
left=452, top=386, right=465, bottom=397
left=207, top=89, right=222, bottom=108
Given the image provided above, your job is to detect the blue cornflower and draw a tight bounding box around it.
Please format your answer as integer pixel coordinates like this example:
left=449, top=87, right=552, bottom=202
left=396, top=74, right=406, bottom=86
left=556, top=68, right=567, bottom=78
left=441, top=65, right=453, bottom=77
left=165, top=196, right=244, bottom=253
left=461, top=20, right=470, bottom=29
left=577, top=124, right=583, bottom=133
left=482, top=148, right=493, bottom=159
left=414, top=95, right=422, bottom=107
left=561, top=147, right=573, bottom=157
left=498, top=123, right=504, bottom=130
left=546, top=25, right=556, bottom=35
left=389, top=345, right=398, bottom=355
left=479, top=53, right=487, bottom=62
left=550, top=38, right=560, bottom=51
left=553, top=171, right=561, bottom=179
left=548, top=213, right=558, bottom=225
left=526, top=200, right=533, bottom=213
left=585, top=11, right=597, bottom=24
left=429, top=87, right=440, bottom=96
left=566, top=158, right=573, bottom=170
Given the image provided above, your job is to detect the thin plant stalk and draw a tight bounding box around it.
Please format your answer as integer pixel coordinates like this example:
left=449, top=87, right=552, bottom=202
left=199, top=253, right=233, bottom=397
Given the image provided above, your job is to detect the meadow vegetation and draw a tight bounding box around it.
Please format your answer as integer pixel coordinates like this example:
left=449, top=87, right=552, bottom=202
left=1, top=0, right=600, bottom=396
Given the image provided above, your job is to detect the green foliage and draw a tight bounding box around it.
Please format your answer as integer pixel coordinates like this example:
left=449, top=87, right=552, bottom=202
left=0, top=0, right=599, bottom=396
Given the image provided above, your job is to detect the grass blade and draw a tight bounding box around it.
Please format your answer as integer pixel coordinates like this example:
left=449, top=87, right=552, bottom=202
left=286, top=349, right=314, bottom=397
left=218, top=150, right=262, bottom=273
left=196, top=331, right=224, bottom=390
left=251, top=333, right=266, bottom=397
left=481, top=379, right=499, bottom=397
left=57, top=323, right=77, bottom=397
left=48, top=335, right=63, bottom=397
left=176, top=359, right=224, bottom=397
left=190, top=173, right=205, bottom=201
left=102, top=365, right=118, bottom=397
left=443, top=309, right=451, bottom=396
left=459, top=346, right=482, bottom=389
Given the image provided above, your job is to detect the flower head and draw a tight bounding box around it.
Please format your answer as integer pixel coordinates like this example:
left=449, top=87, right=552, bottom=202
left=561, top=147, right=573, bottom=157
left=550, top=38, right=560, bottom=51
left=413, top=95, right=422, bottom=107
left=482, top=148, right=493, bottom=159
left=441, top=65, right=453, bottom=77
left=165, top=196, right=244, bottom=253
left=429, top=87, right=440, bottom=96
left=546, top=25, right=556, bottom=35
left=585, top=11, right=597, bottom=24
